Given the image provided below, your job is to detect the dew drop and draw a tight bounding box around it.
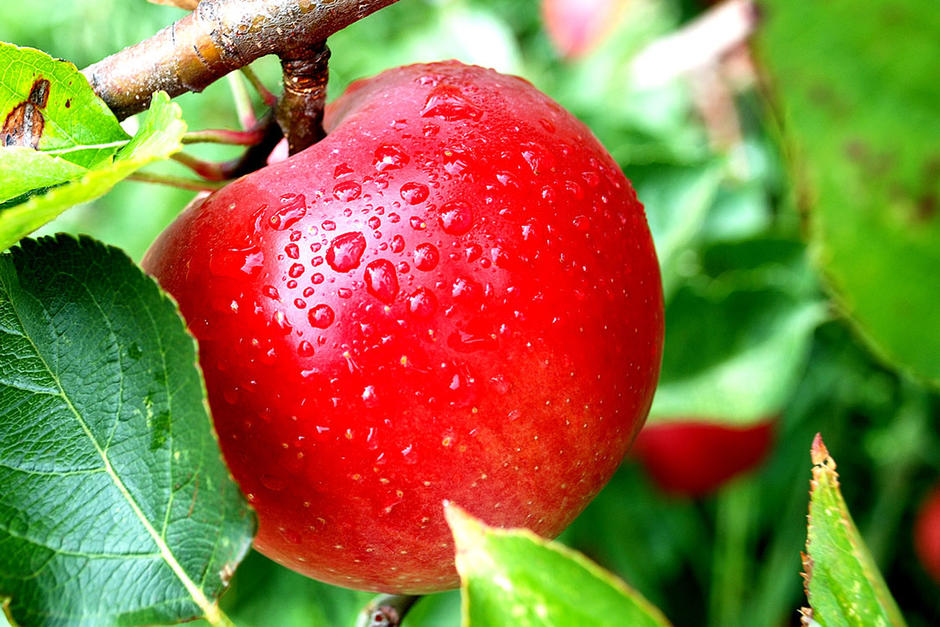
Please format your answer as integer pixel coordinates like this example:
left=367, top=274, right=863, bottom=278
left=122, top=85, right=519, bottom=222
left=367, top=216, right=382, bottom=230
left=285, top=243, right=300, bottom=259
left=413, top=243, right=440, bottom=271
left=309, top=304, right=335, bottom=329
left=364, top=259, right=399, bottom=304
left=289, top=263, right=305, bottom=278
left=209, top=246, right=264, bottom=278
left=263, top=285, right=280, bottom=300
left=269, top=194, right=307, bottom=230
left=400, top=181, right=429, bottom=205
left=407, top=288, right=437, bottom=317
left=326, top=232, right=367, bottom=272
left=390, top=235, right=406, bottom=253
left=465, top=243, right=483, bottom=263
left=338, top=287, right=353, bottom=299
left=409, top=216, right=427, bottom=230
left=334, top=162, right=354, bottom=178
left=362, top=385, right=379, bottom=408
left=373, top=143, right=410, bottom=172
left=322, top=220, right=337, bottom=231
left=420, top=85, right=483, bottom=121
left=311, top=273, right=325, bottom=285
left=333, top=180, right=362, bottom=202
left=438, top=201, right=473, bottom=235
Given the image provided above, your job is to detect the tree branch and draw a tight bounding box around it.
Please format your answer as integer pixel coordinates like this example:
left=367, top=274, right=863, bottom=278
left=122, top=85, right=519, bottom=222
left=83, top=0, right=400, bottom=119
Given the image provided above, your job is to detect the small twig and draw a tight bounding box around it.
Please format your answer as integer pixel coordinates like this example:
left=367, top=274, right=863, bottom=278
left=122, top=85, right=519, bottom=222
left=128, top=171, right=225, bottom=192
left=171, top=152, right=228, bottom=181
left=182, top=127, right=268, bottom=145
left=83, top=0, right=400, bottom=119
left=354, top=594, right=420, bottom=627
left=241, top=66, right=278, bottom=108
left=226, top=71, right=257, bottom=129
left=276, top=41, right=331, bottom=155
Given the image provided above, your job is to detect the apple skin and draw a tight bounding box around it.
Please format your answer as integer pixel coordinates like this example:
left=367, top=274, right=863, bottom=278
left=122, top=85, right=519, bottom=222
left=915, top=485, right=940, bottom=584
left=631, top=419, right=775, bottom=497
left=143, top=61, right=663, bottom=593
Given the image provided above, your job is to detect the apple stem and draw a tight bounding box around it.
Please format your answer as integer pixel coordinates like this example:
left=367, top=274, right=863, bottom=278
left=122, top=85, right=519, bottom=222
left=276, top=41, right=331, bottom=155
left=127, top=171, right=226, bottom=192
left=354, top=593, right=420, bottom=627
left=172, top=111, right=285, bottom=180
left=82, top=0, right=401, bottom=120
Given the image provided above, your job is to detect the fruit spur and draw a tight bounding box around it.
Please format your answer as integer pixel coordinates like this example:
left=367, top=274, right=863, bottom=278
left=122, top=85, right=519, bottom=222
left=143, top=61, right=664, bottom=593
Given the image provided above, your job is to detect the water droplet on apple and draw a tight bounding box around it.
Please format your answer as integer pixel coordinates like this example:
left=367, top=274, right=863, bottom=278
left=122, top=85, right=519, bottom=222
left=367, top=216, right=382, bottom=230
left=269, top=194, right=307, bottom=230
left=289, top=263, right=305, bottom=278
left=413, top=243, right=439, bottom=271
left=364, top=259, right=399, bottom=304
left=338, top=287, right=353, bottom=299
left=298, top=340, right=315, bottom=356
left=373, top=143, right=410, bottom=172
left=326, top=231, right=367, bottom=272
left=538, top=118, right=555, bottom=133
left=209, top=246, right=264, bottom=278
left=420, top=85, right=483, bottom=121
left=409, top=216, right=427, bottom=230
left=284, top=243, right=300, bottom=259
left=263, top=285, right=280, bottom=300
left=333, top=180, right=362, bottom=202
left=309, top=304, right=335, bottom=329
left=448, top=329, right=497, bottom=353
left=438, top=201, right=473, bottom=235
left=261, top=474, right=287, bottom=491
left=312, top=273, right=325, bottom=285
left=390, top=235, right=406, bottom=253
left=334, top=162, right=354, bottom=178
left=407, top=288, right=437, bottom=317
left=362, top=385, right=379, bottom=408
left=400, top=181, right=429, bottom=205
left=465, top=243, right=483, bottom=262
left=322, top=220, right=337, bottom=231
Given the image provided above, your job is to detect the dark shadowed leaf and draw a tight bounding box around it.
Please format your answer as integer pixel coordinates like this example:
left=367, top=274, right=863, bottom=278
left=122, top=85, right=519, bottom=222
left=0, top=235, right=254, bottom=626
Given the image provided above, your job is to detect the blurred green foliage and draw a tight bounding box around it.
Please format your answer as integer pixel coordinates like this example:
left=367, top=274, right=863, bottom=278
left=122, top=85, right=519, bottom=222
left=1, top=0, right=937, bottom=625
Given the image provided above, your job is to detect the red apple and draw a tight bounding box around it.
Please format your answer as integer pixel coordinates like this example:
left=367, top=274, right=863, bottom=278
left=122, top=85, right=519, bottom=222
left=915, top=485, right=940, bottom=584
left=143, top=61, right=663, bottom=593
left=631, top=419, right=775, bottom=497
left=541, top=0, right=630, bottom=59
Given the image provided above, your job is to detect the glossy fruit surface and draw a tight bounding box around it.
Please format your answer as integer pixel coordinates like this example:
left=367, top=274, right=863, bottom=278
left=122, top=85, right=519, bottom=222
left=915, top=485, right=940, bottom=584
left=143, top=61, right=663, bottom=593
left=631, top=419, right=775, bottom=497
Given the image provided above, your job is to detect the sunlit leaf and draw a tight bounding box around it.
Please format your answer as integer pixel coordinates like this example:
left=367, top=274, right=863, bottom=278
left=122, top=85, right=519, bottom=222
left=445, top=503, right=671, bottom=626
left=802, top=435, right=905, bottom=626
left=0, top=92, right=185, bottom=251
left=757, top=0, right=940, bottom=386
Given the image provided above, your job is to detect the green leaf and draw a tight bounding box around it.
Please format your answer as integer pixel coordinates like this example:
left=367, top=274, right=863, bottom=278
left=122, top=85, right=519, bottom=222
left=649, top=239, right=825, bottom=424
left=445, top=503, right=671, bottom=627
left=0, top=91, right=185, bottom=252
left=757, top=0, right=940, bottom=387
left=0, top=148, right=88, bottom=205
left=0, top=235, right=254, bottom=626
left=0, top=42, right=128, bottom=166
left=802, top=435, right=906, bottom=626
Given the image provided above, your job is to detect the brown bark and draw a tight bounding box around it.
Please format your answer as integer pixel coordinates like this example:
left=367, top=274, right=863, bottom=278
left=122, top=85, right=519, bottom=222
left=83, top=0, right=399, bottom=120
